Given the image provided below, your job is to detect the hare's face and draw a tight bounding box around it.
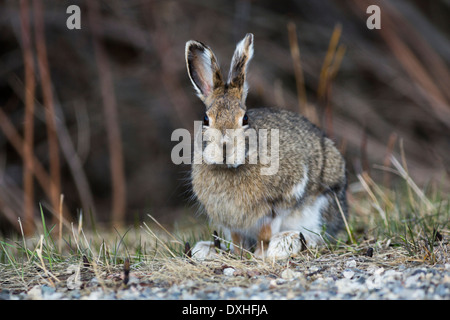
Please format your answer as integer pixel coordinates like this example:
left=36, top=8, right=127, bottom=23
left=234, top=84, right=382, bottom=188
left=186, top=34, right=254, bottom=167
left=202, top=90, right=250, bottom=166
left=206, top=90, right=247, bottom=131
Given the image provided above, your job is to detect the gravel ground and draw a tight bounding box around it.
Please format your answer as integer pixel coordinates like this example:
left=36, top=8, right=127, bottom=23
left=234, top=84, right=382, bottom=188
left=2, top=256, right=449, bottom=300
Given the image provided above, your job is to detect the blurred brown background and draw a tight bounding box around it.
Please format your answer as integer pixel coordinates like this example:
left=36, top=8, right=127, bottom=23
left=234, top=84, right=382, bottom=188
left=0, top=0, right=449, bottom=235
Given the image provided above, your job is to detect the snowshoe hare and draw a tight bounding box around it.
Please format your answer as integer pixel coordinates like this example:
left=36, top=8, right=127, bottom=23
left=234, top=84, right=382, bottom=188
left=185, top=33, right=347, bottom=260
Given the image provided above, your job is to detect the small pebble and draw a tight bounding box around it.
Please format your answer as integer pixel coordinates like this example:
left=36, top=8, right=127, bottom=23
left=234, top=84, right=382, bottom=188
left=27, top=286, right=43, bottom=300
left=343, top=269, right=355, bottom=279
left=281, top=269, right=302, bottom=280
left=345, top=259, right=357, bottom=268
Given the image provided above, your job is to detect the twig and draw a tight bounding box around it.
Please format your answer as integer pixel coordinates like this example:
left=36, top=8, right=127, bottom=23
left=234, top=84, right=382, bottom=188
left=87, top=1, right=127, bottom=228
left=58, top=194, right=64, bottom=253
left=33, top=0, right=62, bottom=226
left=382, top=132, right=398, bottom=188
left=360, top=128, right=370, bottom=174
left=317, top=24, right=345, bottom=137
left=317, top=24, right=342, bottom=99
left=18, top=217, right=30, bottom=261
left=19, top=0, right=36, bottom=235
left=141, top=222, right=177, bottom=258
left=71, top=222, right=81, bottom=255
left=123, top=258, right=130, bottom=285
left=0, top=173, right=26, bottom=230
left=52, top=98, right=98, bottom=224
left=287, top=21, right=317, bottom=123
left=363, top=173, right=394, bottom=209
left=35, top=235, right=60, bottom=286
left=334, top=193, right=355, bottom=244
left=184, top=242, right=192, bottom=258
left=357, top=173, right=388, bottom=227
left=0, top=108, right=56, bottom=208
left=390, top=155, right=434, bottom=212
left=147, top=214, right=183, bottom=245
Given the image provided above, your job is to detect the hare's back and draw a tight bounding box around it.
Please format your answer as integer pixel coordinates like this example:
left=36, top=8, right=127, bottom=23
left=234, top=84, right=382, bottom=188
left=247, top=107, right=345, bottom=189
left=246, top=107, right=324, bottom=142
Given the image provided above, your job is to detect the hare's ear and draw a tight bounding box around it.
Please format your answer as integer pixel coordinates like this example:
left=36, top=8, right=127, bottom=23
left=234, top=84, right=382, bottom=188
left=186, top=40, right=223, bottom=102
left=227, top=33, right=254, bottom=102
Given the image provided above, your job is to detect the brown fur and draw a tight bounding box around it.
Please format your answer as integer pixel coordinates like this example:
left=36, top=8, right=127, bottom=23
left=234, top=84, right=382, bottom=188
left=257, top=223, right=272, bottom=252
left=231, top=232, right=243, bottom=256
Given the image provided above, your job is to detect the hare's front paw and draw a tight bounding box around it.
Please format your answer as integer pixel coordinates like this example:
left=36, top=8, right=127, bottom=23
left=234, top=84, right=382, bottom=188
left=191, top=241, right=219, bottom=260
left=191, top=240, right=230, bottom=260
left=265, top=231, right=306, bottom=260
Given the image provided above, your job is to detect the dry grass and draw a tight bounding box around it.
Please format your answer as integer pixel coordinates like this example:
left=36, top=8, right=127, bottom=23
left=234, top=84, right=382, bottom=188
left=1, top=233, right=448, bottom=296
left=1, top=167, right=448, bottom=295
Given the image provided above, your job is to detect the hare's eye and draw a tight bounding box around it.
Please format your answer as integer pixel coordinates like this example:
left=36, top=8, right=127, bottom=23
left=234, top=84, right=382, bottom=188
left=203, top=114, right=209, bottom=126
left=242, top=114, right=249, bottom=126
